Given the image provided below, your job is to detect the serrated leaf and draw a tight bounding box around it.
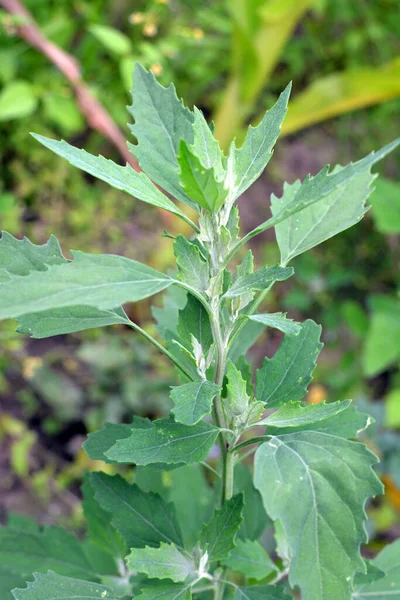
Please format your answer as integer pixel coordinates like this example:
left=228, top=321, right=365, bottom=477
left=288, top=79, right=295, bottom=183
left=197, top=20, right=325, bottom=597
left=84, top=418, right=150, bottom=464
left=0, top=243, right=173, bottom=321
left=254, top=432, right=383, bottom=600
left=232, top=585, right=292, bottom=599
left=224, top=265, right=293, bottom=298
left=87, top=472, right=183, bottom=549
left=191, top=107, right=225, bottom=180
left=128, top=63, right=196, bottom=209
left=173, top=235, right=209, bottom=293
left=127, top=543, right=195, bottom=583
left=234, top=465, right=270, bottom=541
left=256, top=319, right=323, bottom=407
left=178, top=140, right=227, bottom=212
left=105, top=416, right=219, bottom=466
left=248, top=313, right=301, bottom=335
left=12, top=572, right=118, bottom=600
left=200, top=494, right=244, bottom=562
left=271, top=165, right=373, bottom=265
left=31, top=135, right=188, bottom=221
left=170, top=381, right=220, bottom=425
left=177, top=295, right=213, bottom=353
left=222, top=539, right=277, bottom=581
left=261, top=400, right=352, bottom=428
left=0, top=231, right=64, bottom=277
left=226, top=360, right=250, bottom=416
left=228, top=84, right=291, bottom=201
left=134, top=582, right=191, bottom=600
left=353, top=538, right=400, bottom=599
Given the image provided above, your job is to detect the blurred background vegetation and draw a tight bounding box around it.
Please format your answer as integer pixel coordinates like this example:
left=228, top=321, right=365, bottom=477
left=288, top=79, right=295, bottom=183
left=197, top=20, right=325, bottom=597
left=0, top=0, right=400, bottom=549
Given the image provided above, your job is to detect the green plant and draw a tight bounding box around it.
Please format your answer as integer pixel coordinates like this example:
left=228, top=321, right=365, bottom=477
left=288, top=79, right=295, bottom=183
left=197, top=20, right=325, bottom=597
left=1, top=64, right=400, bottom=600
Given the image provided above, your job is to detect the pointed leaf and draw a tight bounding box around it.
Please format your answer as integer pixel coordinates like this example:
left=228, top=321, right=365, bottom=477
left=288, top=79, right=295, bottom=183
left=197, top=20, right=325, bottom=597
left=191, top=107, right=225, bottom=180
left=224, top=265, right=293, bottom=298
left=31, top=135, right=188, bottom=220
left=200, top=493, right=244, bottom=562
left=261, top=400, right=352, bottom=428
left=128, top=63, right=196, bottom=209
left=226, top=360, right=250, bottom=416
left=232, top=585, right=292, bottom=599
left=222, top=539, right=277, bottom=581
left=105, top=416, right=219, bottom=466
left=353, top=539, right=400, bottom=599
left=12, top=572, right=118, bottom=600
left=84, top=420, right=139, bottom=463
left=256, top=319, right=323, bottom=407
left=177, top=295, right=213, bottom=352
left=254, top=432, right=383, bottom=600
left=248, top=313, right=301, bottom=335
left=0, top=231, right=64, bottom=277
left=170, top=381, right=221, bottom=425
left=173, top=235, right=209, bottom=293
left=134, top=583, right=191, bottom=600
left=127, top=543, right=195, bottom=583
left=87, top=472, right=183, bottom=549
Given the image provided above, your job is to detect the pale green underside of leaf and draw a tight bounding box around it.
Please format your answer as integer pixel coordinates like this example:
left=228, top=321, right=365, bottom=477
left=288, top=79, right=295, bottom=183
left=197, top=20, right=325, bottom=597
left=31, top=134, right=188, bottom=220
left=0, top=231, right=64, bottom=277
left=224, top=265, right=293, bottom=298
left=232, top=585, right=292, bottom=600
left=105, top=417, right=219, bottom=466
left=192, top=106, right=225, bottom=180
left=271, top=166, right=374, bottom=265
left=222, top=539, right=277, bottom=581
left=127, top=543, right=195, bottom=583
left=134, top=582, right=191, bottom=600
left=87, top=472, right=184, bottom=549
left=200, top=493, right=244, bottom=562
left=261, top=400, right=352, bottom=428
left=170, top=380, right=221, bottom=425
left=248, top=312, right=301, bottom=335
left=353, top=538, right=400, bottom=599
left=256, top=319, right=323, bottom=407
left=226, top=360, right=250, bottom=415
left=174, top=235, right=209, bottom=293
left=254, top=431, right=383, bottom=600
left=12, top=571, right=118, bottom=600
left=128, top=63, right=197, bottom=209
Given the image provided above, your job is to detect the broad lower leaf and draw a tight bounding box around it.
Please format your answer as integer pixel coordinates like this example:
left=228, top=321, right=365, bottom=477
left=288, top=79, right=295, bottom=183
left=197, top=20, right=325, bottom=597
left=177, top=295, right=213, bottom=353
left=261, top=400, right=352, bottom=428
left=256, top=319, right=323, bottom=407
left=200, top=493, right=244, bottom=562
left=178, top=140, right=227, bottom=212
left=271, top=166, right=373, bottom=265
left=87, top=472, right=183, bottom=549
left=353, top=538, right=400, bottom=599
left=174, top=235, right=209, bottom=293
left=128, top=63, right=196, bottom=209
left=228, top=84, right=291, bottom=201
left=234, top=465, right=270, bottom=541
left=31, top=134, right=188, bottom=221
left=170, top=380, right=221, bottom=425
left=232, top=585, right=292, bottom=600
left=248, top=313, right=301, bottom=335
left=12, top=572, right=118, bottom=600
left=127, top=543, right=196, bottom=583
left=254, top=432, right=383, bottom=600
left=224, top=265, right=293, bottom=298
left=222, top=539, right=277, bottom=581
left=105, top=416, right=219, bottom=466
left=0, top=244, right=173, bottom=321
left=134, top=582, right=191, bottom=600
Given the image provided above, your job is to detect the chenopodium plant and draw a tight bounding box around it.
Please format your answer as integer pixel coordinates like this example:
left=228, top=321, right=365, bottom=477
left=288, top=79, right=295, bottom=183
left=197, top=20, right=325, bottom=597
left=1, top=64, right=400, bottom=600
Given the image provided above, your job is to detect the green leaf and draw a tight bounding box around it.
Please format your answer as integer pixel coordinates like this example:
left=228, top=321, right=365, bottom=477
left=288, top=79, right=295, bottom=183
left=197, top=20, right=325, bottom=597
left=200, top=493, right=244, bottom=562
left=87, top=472, right=183, bottom=549
left=228, top=320, right=265, bottom=363
left=256, top=319, right=323, bottom=407
left=232, top=585, right=292, bottom=599
left=178, top=140, right=227, bottom=212
left=84, top=421, right=137, bottom=463
left=0, top=81, right=37, bottom=121
left=177, top=295, right=213, bottom=353
left=254, top=432, right=383, bottom=600
left=370, top=178, right=400, bottom=234
left=248, top=313, right=301, bottom=335
left=271, top=166, right=373, bottom=265
left=0, top=568, right=25, bottom=600
left=363, top=304, right=400, bottom=376
left=134, top=583, right=191, bottom=600
left=226, top=360, right=250, bottom=416
left=353, top=539, right=400, bottom=599
left=224, top=265, right=293, bottom=298
left=105, top=417, right=219, bottom=466
left=234, top=465, right=270, bottom=541
left=89, top=24, right=131, bottom=55
left=228, top=84, right=291, bottom=201
left=12, top=572, right=118, bottom=600
left=127, top=543, right=195, bottom=583
left=0, top=232, right=64, bottom=276
left=128, top=63, right=196, bottom=209
left=261, top=400, right=352, bottom=428
left=31, top=135, right=188, bottom=221
left=174, top=235, right=209, bottom=293
left=0, top=243, right=173, bottom=321
left=170, top=381, right=221, bottom=425
left=222, top=539, right=277, bottom=581
left=191, top=107, right=225, bottom=181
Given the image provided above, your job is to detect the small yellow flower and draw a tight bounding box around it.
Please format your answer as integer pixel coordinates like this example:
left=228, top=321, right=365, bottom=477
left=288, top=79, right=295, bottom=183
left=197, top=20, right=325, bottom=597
left=143, top=23, right=158, bottom=37
left=23, top=357, right=43, bottom=380
left=155, top=0, right=169, bottom=4
left=192, top=28, right=204, bottom=40
left=151, top=63, right=163, bottom=76
left=129, top=12, right=144, bottom=25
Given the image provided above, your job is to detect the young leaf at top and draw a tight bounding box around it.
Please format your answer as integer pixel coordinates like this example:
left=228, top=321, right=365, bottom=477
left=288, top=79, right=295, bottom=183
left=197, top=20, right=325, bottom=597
left=200, top=493, right=244, bottom=562
left=127, top=543, right=196, bottom=583
left=256, top=319, right=323, bottom=407
left=87, top=472, right=183, bottom=549
left=12, top=572, right=119, bottom=600
left=128, top=63, right=197, bottom=209
left=248, top=312, right=301, bottom=336
left=254, top=432, right=383, bottom=600
left=173, top=235, right=209, bottom=293
left=224, top=265, right=293, bottom=298
left=170, top=380, right=221, bottom=425
left=353, top=538, right=400, bottom=599
left=226, top=359, right=250, bottom=416
left=191, top=107, right=226, bottom=180
left=105, top=416, right=219, bottom=466
left=31, top=135, right=190, bottom=223
left=222, top=539, right=277, bottom=581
